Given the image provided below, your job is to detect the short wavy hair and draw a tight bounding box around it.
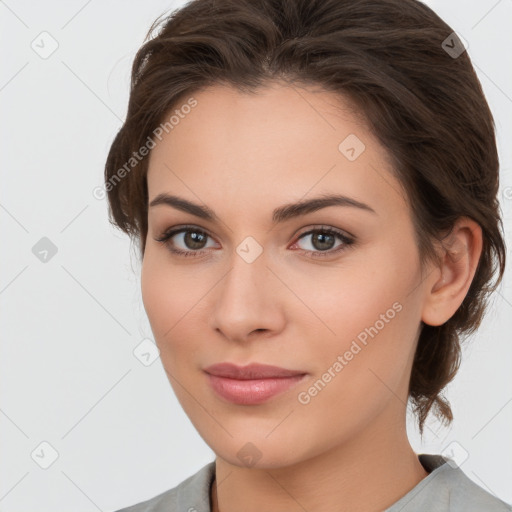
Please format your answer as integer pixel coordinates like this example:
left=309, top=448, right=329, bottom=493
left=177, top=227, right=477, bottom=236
left=104, top=0, right=506, bottom=435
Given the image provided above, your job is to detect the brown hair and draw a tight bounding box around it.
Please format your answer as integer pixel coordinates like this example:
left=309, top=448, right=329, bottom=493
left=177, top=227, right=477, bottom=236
left=104, top=0, right=506, bottom=435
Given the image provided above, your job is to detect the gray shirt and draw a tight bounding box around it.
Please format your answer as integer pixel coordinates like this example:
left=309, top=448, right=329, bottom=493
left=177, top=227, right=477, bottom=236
left=114, top=454, right=512, bottom=511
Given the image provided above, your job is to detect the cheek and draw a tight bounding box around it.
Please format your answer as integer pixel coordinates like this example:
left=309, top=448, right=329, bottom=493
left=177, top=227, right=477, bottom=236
left=285, top=242, right=419, bottom=353
left=141, top=251, right=188, bottom=346
left=141, top=253, right=168, bottom=338
left=292, top=298, right=420, bottom=452
left=292, top=242, right=422, bottom=411
left=140, top=250, right=211, bottom=365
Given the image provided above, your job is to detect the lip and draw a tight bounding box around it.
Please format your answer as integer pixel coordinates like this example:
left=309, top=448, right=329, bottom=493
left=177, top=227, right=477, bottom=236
left=204, top=363, right=307, bottom=405
left=204, top=362, right=306, bottom=379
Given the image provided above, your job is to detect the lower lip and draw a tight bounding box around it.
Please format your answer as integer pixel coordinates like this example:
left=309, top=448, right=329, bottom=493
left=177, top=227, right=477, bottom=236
left=206, top=373, right=307, bottom=405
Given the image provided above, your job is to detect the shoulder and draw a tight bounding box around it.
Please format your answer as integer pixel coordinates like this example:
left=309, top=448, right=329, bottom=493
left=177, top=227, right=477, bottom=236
left=443, top=461, right=511, bottom=511
left=387, top=454, right=512, bottom=512
left=113, top=461, right=216, bottom=512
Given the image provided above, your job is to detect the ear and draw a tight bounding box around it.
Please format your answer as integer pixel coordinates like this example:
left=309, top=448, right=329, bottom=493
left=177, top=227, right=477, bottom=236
left=421, top=217, right=483, bottom=327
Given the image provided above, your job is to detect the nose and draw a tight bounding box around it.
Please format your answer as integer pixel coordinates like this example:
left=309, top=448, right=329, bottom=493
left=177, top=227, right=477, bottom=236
left=209, top=247, right=286, bottom=344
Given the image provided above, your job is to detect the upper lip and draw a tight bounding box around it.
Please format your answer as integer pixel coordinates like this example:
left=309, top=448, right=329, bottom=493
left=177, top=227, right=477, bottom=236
left=204, top=362, right=306, bottom=380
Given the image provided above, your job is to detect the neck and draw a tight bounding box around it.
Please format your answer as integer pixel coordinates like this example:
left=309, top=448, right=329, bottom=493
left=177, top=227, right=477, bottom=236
left=211, top=408, right=428, bottom=512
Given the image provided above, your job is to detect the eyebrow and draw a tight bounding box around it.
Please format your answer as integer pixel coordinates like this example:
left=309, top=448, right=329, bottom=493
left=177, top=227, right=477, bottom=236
left=149, top=192, right=377, bottom=223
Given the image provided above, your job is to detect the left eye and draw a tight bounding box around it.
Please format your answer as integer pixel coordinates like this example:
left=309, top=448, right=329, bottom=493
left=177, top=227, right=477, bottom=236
left=292, top=227, right=354, bottom=257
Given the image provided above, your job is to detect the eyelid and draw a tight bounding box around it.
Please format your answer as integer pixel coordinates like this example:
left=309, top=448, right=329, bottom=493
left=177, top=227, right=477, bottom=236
left=155, top=223, right=210, bottom=239
left=293, top=224, right=355, bottom=242
left=155, top=224, right=354, bottom=242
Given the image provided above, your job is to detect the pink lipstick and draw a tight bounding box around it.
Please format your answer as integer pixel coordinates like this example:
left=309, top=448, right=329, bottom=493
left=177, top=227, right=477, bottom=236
left=204, top=362, right=307, bottom=405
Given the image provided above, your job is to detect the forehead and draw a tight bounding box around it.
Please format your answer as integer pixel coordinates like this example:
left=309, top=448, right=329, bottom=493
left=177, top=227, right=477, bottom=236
left=146, top=82, right=406, bottom=219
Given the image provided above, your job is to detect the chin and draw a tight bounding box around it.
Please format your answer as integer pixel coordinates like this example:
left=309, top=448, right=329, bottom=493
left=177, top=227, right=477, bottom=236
left=207, top=433, right=310, bottom=470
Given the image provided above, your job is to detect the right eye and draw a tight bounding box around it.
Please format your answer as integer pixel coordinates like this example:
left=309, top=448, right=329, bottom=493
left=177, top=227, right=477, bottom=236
left=154, top=225, right=218, bottom=257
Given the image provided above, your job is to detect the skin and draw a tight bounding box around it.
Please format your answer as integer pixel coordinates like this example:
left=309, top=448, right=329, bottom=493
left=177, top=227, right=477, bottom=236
left=141, top=82, right=483, bottom=512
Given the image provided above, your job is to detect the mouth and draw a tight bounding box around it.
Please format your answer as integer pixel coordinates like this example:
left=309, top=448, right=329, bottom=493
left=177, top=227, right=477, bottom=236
left=203, top=362, right=307, bottom=405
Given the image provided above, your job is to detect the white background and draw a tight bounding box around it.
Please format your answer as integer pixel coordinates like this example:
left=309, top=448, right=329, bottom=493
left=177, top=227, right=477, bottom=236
left=1, top=1, right=511, bottom=511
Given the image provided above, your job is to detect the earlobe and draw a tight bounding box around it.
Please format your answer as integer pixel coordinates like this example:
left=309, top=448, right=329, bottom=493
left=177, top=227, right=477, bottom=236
left=421, top=218, right=483, bottom=327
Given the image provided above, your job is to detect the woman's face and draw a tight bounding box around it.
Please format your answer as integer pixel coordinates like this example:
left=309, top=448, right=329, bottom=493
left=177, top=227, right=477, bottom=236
left=141, top=82, right=432, bottom=468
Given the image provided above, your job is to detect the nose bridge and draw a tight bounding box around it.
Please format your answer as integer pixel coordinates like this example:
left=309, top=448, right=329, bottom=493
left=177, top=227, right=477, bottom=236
left=222, top=237, right=269, bottom=307
left=211, top=236, right=282, bottom=339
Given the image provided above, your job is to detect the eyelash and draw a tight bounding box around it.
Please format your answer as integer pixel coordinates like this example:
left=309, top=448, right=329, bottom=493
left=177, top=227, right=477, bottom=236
left=154, top=224, right=355, bottom=259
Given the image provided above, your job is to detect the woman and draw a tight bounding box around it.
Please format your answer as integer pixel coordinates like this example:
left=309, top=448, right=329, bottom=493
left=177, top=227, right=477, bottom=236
left=105, top=0, right=510, bottom=510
